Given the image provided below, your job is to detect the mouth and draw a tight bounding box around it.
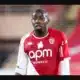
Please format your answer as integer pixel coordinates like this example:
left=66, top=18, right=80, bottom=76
left=35, top=24, right=42, bottom=29
left=36, top=26, right=42, bottom=29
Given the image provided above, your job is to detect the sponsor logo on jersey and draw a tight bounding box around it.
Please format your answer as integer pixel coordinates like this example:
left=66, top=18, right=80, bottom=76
left=27, top=42, right=33, bottom=45
left=61, top=40, right=68, bottom=45
left=49, top=37, right=55, bottom=44
left=29, top=49, right=52, bottom=61
left=17, top=66, right=24, bottom=70
left=59, top=46, right=63, bottom=57
left=37, top=41, right=43, bottom=49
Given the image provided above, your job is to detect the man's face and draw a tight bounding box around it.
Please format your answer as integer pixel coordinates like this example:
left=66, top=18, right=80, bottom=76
left=31, top=12, right=48, bottom=31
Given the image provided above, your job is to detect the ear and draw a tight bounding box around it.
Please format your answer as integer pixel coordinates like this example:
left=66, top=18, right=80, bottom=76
left=31, top=18, right=35, bottom=24
left=46, top=18, right=50, bottom=25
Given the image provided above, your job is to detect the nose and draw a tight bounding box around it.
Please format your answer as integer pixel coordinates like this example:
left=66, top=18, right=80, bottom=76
left=35, top=19, right=40, bottom=23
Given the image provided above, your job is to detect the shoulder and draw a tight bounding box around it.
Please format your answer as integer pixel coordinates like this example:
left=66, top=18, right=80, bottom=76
left=20, top=32, right=31, bottom=44
left=48, top=27, right=67, bottom=43
left=48, top=27, right=65, bottom=37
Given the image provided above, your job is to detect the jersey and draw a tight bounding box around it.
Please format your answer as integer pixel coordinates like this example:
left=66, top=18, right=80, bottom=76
left=15, top=28, right=70, bottom=75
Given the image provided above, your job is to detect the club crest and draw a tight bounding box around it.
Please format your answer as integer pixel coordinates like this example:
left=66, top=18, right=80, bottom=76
left=49, top=37, right=55, bottom=44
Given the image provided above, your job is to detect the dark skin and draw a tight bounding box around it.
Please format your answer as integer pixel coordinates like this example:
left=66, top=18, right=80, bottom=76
left=31, top=10, right=49, bottom=37
left=15, top=9, right=49, bottom=75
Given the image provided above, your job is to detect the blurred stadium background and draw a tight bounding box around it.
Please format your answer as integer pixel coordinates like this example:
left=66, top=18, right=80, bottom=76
left=0, top=5, right=79, bottom=75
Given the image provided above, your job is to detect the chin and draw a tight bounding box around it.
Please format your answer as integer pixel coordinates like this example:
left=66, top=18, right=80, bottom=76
left=35, top=28, right=42, bottom=32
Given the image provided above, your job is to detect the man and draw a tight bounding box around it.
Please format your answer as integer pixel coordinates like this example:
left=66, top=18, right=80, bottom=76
left=15, top=9, right=70, bottom=75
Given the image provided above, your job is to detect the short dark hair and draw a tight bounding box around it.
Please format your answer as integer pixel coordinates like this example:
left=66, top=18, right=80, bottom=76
left=35, top=9, right=46, bottom=14
left=32, top=9, right=49, bottom=23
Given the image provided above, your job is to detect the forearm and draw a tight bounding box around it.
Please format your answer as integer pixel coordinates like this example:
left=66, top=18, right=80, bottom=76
left=59, top=57, right=70, bottom=75
left=15, top=72, right=22, bottom=75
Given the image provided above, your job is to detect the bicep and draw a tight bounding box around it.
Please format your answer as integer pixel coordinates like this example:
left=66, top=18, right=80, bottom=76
left=58, top=43, right=70, bottom=75
left=58, top=32, right=70, bottom=75
left=59, top=40, right=70, bottom=61
left=15, top=39, right=28, bottom=75
left=59, top=32, right=70, bottom=61
left=58, top=57, right=70, bottom=75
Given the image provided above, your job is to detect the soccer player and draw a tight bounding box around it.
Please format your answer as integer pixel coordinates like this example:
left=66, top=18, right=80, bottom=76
left=15, top=9, right=70, bottom=75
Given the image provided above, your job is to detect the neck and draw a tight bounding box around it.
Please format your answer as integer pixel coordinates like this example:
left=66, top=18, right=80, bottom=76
left=34, top=28, right=48, bottom=37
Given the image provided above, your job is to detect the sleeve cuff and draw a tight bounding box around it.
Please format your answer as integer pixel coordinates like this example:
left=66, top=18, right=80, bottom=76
left=15, top=68, right=27, bottom=75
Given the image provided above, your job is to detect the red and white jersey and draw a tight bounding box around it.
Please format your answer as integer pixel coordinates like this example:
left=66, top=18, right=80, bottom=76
left=15, top=28, right=70, bottom=75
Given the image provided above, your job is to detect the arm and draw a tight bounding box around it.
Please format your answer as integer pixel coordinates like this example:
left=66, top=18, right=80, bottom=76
left=15, top=37, right=28, bottom=75
left=59, top=57, right=70, bottom=75
left=15, top=73, right=22, bottom=75
left=58, top=32, right=70, bottom=75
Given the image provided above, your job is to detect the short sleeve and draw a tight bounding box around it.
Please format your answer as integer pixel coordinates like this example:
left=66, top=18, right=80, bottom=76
left=15, top=36, right=28, bottom=75
left=59, top=32, right=70, bottom=61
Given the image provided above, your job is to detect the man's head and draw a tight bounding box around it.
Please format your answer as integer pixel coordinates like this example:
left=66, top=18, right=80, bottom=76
left=31, top=9, right=49, bottom=35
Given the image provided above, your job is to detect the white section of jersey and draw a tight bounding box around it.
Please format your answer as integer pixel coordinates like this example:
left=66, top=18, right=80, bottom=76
left=15, top=33, right=39, bottom=75
left=37, top=41, right=43, bottom=49
left=59, top=57, right=70, bottom=75
left=59, top=45, right=63, bottom=57
left=27, top=58, right=39, bottom=75
left=15, top=33, right=30, bottom=75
